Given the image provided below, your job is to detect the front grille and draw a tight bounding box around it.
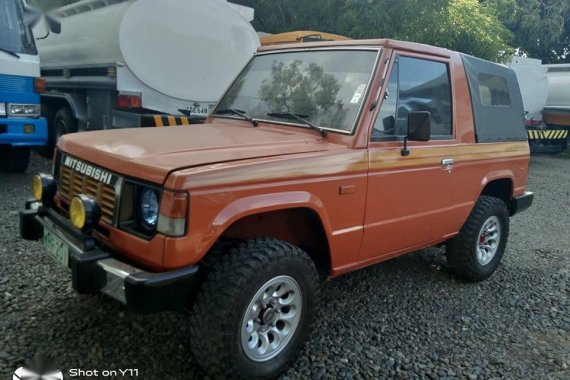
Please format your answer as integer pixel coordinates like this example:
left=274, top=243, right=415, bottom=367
left=0, top=74, right=32, bottom=93
left=59, top=165, right=116, bottom=225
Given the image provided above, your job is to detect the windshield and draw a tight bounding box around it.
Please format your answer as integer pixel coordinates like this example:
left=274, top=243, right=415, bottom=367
left=0, top=0, right=37, bottom=56
left=215, top=49, right=379, bottom=133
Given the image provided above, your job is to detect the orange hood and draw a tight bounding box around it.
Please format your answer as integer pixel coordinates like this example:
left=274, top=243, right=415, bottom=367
left=58, top=123, right=338, bottom=184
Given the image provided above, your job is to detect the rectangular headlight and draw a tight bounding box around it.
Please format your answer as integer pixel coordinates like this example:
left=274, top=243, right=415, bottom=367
left=0, top=103, right=6, bottom=117
left=8, top=103, right=40, bottom=117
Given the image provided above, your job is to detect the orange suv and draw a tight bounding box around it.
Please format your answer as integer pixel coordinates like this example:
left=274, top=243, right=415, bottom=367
left=21, top=39, right=533, bottom=379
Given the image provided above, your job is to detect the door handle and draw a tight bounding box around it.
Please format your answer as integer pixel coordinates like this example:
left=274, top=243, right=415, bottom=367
left=441, top=158, right=454, bottom=170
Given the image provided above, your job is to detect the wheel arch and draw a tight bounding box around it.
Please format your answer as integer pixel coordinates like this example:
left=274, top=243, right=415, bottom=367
left=41, top=93, right=87, bottom=127
left=479, top=175, right=514, bottom=215
left=205, top=192, right=333, bottom=275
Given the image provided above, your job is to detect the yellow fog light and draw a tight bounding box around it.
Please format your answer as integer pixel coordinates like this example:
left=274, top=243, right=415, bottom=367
left=32, top=173, right=56, bottom=202
left=70, top=195, right=101, bottom=231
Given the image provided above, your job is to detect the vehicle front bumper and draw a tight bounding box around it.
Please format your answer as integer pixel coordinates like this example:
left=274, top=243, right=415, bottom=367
left=19, top=201, right=200, bottom=314
left=0, top=117, right=47, bottom=146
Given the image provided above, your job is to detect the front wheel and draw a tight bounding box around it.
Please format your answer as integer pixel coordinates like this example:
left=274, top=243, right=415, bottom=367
left=53, top=108, right=78, bottom=147
left=189, top=238, right=320, bottom=379
left=446, top=195, right=509, bottom=281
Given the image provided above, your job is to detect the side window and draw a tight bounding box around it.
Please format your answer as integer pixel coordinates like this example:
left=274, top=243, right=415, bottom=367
left=371, top=63, right=398, bottom=140
left=477, top=73, right=510, bottom=107
left=371, top=56, right=453, bottom=141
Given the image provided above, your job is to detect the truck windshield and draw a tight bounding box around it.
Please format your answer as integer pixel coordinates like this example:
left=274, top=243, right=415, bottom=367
left=215, top=49, right=379, bottom=133
left=0, top=0, right=37, bottom=56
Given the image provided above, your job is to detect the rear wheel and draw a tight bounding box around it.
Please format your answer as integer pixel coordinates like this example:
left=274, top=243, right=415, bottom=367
left=189, top=238, right=320, bottom=379
left=446, top=196, right=509, bottom=281
left=0, top=146, right=31, bottom=173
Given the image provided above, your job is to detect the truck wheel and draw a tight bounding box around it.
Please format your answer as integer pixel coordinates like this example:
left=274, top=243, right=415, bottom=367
left=189, top=238, right=320, bottom=379
left=37, top=104, right=56, bottom=157
left=446, top=196, right=509, bottom=282
left=53, top=108, right=78, bottom=146
left=0, top=146, right=31, bottom=173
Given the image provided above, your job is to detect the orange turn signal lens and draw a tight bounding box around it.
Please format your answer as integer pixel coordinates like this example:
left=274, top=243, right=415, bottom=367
left=34, top=77, right=46, bottom=93
left=157, top=191, right=188, bottom=237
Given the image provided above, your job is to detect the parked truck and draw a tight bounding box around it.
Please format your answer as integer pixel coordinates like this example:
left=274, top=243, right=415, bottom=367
left=0, top=0, right=54, bottom=172
left=22, top=39, right=532, bottom=379
left=541, top=63, right=570, bottom=152
left=510, top=56, right=570, bottom=153
left=36, top=0, right=260, bottom=153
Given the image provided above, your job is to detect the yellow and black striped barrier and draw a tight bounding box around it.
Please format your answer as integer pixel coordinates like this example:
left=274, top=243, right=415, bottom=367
left=141, top=114, right=207, bottom=127
left=527, top=130, right=568, bottom=140
left=152, top=115, right=194, bottom=127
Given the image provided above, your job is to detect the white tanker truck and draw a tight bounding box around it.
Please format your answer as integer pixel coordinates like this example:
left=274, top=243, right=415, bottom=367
left=510, top=56, right=570, bottom=154
left=37, top=0, right=259, bottom=152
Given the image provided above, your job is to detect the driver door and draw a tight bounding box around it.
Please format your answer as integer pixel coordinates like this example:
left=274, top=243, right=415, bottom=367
left=360, top=53, right=460, bottom=263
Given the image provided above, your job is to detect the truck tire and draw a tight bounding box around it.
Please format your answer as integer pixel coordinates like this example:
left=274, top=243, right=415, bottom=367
left=53, top=108, right=78, bottom=147
left=446, top=195, right=509, bottom=281
left=0, top=146, right=31, bottom=173
left=189, top=238, right=320, bottom=380
left=37, top=104, right=56, bottom=158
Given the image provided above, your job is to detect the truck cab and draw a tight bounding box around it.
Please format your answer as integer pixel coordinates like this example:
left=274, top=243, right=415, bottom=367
left=0, top=0, right=49, bottom=172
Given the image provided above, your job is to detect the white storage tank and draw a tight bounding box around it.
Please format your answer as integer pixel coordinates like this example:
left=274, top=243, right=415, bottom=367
left=509, top=56, right=549, bottom=120
left=544, top=64, right=570, bottom=110
left=38, top=0, right=260, bottom=115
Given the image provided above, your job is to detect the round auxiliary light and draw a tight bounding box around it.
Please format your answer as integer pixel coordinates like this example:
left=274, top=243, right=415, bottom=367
left=32, top=173, right=57, bottom=202
left=139, top=188, right=160, bottom=230
left=69, top=195, right=101, bottom=231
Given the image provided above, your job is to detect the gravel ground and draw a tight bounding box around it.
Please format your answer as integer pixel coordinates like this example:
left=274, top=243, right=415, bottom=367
left=1, top=152, right=568, bottom=380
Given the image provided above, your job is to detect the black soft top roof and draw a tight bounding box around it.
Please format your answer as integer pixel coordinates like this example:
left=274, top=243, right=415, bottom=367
left=461, top=54, right=527, bottom=143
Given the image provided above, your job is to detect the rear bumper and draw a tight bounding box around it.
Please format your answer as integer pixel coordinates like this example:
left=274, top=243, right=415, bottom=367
left=510, top=191, right=533, bottom=216
left=19, top=201, right=200, bottom=314
left=0, top=117, right=47, bottom=146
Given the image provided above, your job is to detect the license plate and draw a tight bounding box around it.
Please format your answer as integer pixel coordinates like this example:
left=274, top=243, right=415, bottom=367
left=42, top=229, right=69, bottom=267
left=186, top=105, right=209, bottom=116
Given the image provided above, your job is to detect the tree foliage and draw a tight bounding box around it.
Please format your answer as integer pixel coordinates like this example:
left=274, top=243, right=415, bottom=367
left=236, top=0, right=511, bottom=61
left=483, top=0, right=570, bottom=62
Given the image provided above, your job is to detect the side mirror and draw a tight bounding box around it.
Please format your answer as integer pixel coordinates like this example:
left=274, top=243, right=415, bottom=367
left=24, top=5, right=62, bottom=35
left=408, top=111, right=431, bottom=141
left=23, top=5, right=42, bottom=28
left=401, top=111, right=431, bottom=156
left=45, top=14, right=61, bottom=34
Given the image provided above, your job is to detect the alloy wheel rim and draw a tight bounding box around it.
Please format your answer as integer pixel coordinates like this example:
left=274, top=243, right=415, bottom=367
left=476, top=216, right=501, bottom=265
left=240, top=275, right=302, bottom=362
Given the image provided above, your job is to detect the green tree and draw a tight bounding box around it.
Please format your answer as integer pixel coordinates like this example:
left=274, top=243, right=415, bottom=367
left=373, top=0, right=511, bottom=60
left=236, top=0, right=511, bottom=61
left=483, top=0, right=570, bottom=62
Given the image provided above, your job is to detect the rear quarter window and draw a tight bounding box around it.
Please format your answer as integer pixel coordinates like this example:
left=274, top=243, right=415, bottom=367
left=461, top=53, right=526, bottom=142
left=478, top=74, right=511, bottom=108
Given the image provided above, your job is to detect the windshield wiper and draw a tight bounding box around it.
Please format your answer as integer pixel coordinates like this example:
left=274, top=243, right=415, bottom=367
left=214, top=108, right=259, bottom=127
left=267, top=112, right=327, bottom=137
left=0, top=47, right=20, bottom=59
